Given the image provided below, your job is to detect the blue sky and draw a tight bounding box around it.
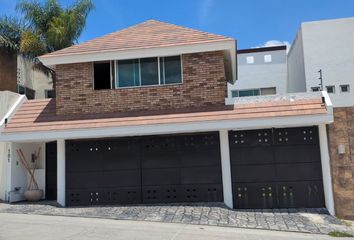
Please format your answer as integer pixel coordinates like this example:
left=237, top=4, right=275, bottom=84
left=1, top=0, right=354, bottom=49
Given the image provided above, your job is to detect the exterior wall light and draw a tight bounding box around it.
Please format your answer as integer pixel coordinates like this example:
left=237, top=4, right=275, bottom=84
left=338, top=144, right=346, bottom=155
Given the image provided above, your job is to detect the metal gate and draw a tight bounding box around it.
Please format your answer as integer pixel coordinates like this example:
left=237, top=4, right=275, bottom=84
left=229, top=126, right=325, bottom=209
left=65, top=132, right=223, bottom=206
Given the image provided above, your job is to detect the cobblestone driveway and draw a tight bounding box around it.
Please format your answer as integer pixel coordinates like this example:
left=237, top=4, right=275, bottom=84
left=0, top=201, right=352, bottom=235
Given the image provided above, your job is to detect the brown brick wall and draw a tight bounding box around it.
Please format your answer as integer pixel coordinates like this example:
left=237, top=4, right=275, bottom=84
left=328, top=107, right=354, bottom=220
left=0, top=50, right=17, bottom=92
left=55, top=51, right=227, bottom=115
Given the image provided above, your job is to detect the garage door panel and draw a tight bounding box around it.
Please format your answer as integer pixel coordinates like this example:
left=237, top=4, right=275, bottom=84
left=66, top=132, right=222, bottom=206
left=274, top=127, right=319, bottom=145
left=102, top=155, right=140, bottom=170
left=103, top=170, right=141, bottom=187
left=232, top=165, right=276, bottom=183
left=274, top=145, right=320, bottom=164
left=230, top=147, right=274, bottom=165
left=67, top=172, right=103, bottom=189
left=142, top=184, right=223, bottom=203
left=233, top=183, right=277, bottom=209
left=230, top=126, right=325, bottom=209
left=277, top=181, right=325, bottom=208
left=229, top=129, right=273, bottom=147
left=141, top=153, right=180, bottom=169
left=275, top=162, right=323, bottom=182
left=142, top=168, right=180, bottom=186
left=180, top=150, right=220, bottom=167
left=180, top=166, right=222, bottom=184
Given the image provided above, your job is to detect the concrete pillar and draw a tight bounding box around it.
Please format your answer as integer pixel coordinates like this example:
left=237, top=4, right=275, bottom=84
left=219, top=130, right=233, bottom=208
left=57, top=139, right=65, bottom=207
left=318, top=124, right=335, bottom=215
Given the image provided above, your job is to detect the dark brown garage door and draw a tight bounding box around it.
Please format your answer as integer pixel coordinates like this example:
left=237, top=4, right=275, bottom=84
left=65, top=132, right=223, bottom=206
left=229, top=126, right=325, bottom=209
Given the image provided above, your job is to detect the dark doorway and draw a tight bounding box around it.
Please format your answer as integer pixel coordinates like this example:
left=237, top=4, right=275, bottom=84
left=45, top=141, right=57, bottom=200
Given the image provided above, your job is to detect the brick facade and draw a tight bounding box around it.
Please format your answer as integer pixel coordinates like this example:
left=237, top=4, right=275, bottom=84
left=328, top=107, right=354, bottom=220
left=55, top=51, right=227, bottom=115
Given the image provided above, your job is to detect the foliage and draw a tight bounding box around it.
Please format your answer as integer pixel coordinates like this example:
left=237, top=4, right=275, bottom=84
left=328, top=231, right=354, bottom=237
left=0, top=0, right=94, bottom=58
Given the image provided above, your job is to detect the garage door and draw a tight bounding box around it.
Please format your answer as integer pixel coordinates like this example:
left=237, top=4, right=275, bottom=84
left=229, top=126, right=325, bottom=209
left=66, top=132, right=223, bottom=206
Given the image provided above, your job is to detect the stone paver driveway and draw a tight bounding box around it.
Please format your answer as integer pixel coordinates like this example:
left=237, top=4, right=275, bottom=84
left=0, top=201, right=352, bottom=235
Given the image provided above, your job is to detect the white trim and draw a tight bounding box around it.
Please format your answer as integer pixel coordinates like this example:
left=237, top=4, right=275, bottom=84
left=57, top=139, right=65, bottom=207
left=219, top=130, right=233, bottom=208
left=39, top=40, right=235, bottom=63
left=0, top=95, right=26, bottom=131
left=318, top=124, right=335, bottom=215
left=321, top=91, right=333, bottom=115
left=0, top=113, right=333, bottom=143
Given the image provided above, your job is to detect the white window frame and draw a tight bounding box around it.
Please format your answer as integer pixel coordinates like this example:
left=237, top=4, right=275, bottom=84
left=246, top=56, right=254, bottom=64
left=264, top=54, right=272, bottom=63
left=114, top=55, right=183, bottom=89
left=92, top=61, right=113, bottom=90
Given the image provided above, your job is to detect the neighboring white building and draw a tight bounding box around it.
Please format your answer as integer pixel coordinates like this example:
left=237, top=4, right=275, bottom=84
left=287, top=17, right=354, bottom=107
left=227, top=46, right=287, bottom=102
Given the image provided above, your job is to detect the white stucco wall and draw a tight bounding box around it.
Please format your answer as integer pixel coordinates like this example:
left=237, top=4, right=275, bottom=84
left=8, top=142, right=45, bottom=202
left=17, top=56, right=53, bottom=99
left=301, top=17, right=354, bottom=107
left=0, top=91, right=21, bottom=200
left=287, top=29, right=307, bottom=93
left=227, top=49, right=287, bottom=99
left=288, top=17, right=354, bottom=107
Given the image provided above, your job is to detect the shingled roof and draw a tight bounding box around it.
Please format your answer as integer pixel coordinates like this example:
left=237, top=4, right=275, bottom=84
left=3, top=97, right=328, bottom=134
left=40, top=20, right=233, bottom=58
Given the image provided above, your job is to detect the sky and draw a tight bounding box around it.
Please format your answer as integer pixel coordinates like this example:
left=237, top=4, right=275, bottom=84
left=1, top=0, right=354, bottom=49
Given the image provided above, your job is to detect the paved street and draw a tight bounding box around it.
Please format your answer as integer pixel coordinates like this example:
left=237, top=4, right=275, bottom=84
left=0, top=201, right=353, bottom=235
left=0, top=212, right=351, bottom=240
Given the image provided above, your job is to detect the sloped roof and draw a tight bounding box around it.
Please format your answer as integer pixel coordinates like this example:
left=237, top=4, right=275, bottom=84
left=3, top=97, right=328, bottom=134
left=40, top=20, right=233, bottom=58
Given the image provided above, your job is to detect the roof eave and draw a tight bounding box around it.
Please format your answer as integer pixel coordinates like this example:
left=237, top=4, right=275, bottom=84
left=0, top=112, right=333, bottom=143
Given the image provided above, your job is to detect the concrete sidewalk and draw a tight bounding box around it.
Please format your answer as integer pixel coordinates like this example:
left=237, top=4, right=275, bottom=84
left=0, top=212, right=351, bottom=240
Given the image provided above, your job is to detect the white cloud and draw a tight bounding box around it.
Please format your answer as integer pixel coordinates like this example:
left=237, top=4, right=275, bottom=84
left=255, top=40, right=291, bottom=53
left=199, top=0, right=215, bottom=28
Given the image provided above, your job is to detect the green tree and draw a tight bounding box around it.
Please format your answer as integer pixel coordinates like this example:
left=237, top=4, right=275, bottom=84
left=0, top=0, right=94, bottom=57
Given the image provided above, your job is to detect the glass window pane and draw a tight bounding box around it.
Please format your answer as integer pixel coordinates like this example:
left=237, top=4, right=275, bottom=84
left=163, top=56, right=182, bottom=84
left=117, top=59, right=140, bottom=87
left=140, top=57, right=158, bottom=86
left=253, top=89, right=260, bottom=96
left=239, top=90, right=255, bottom=97
left=231, top=90, right=239, bottom=97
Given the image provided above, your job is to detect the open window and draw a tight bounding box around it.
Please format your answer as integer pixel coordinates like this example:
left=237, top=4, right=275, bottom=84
left=93, top=62, right=111, bottom=90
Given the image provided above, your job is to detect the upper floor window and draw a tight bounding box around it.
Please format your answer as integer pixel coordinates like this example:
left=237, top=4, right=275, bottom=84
left=340, top=84, right=350, bottom=93
left=311, top=87, right=320, bottom=92
left=17, top=84, right=35, bottom=99
left=264, top=54, right=272, bottom=63
left=246, top=56, right=254, bottom=64
left=232, top=87, right=276, bottom=98
left=93, top=61, right=112, bottom=90
left=116, top=56, right=182, bottom=88
left=45, top=89, right=56, bottom=98
left=326, top=85, right=335, bottom=94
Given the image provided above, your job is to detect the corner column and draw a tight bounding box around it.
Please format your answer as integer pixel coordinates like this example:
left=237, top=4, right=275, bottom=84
left=219, top=130, right=233, bottom=208
left=318, top=124, right=335, bottom=215
left=57, top=139, right=66, bottom=207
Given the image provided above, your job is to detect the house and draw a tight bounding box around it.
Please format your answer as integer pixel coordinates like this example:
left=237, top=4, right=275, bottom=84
left=226, top=45, right=287, bottom=103
left=287, top=17, right=354, bottom=219
left=0, top=50, right=55, bottom=99
left=0, top=20, right=334, bottom=214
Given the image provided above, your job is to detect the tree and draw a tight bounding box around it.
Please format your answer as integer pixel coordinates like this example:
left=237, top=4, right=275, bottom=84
left=0, top=0, right=94, bottom=58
